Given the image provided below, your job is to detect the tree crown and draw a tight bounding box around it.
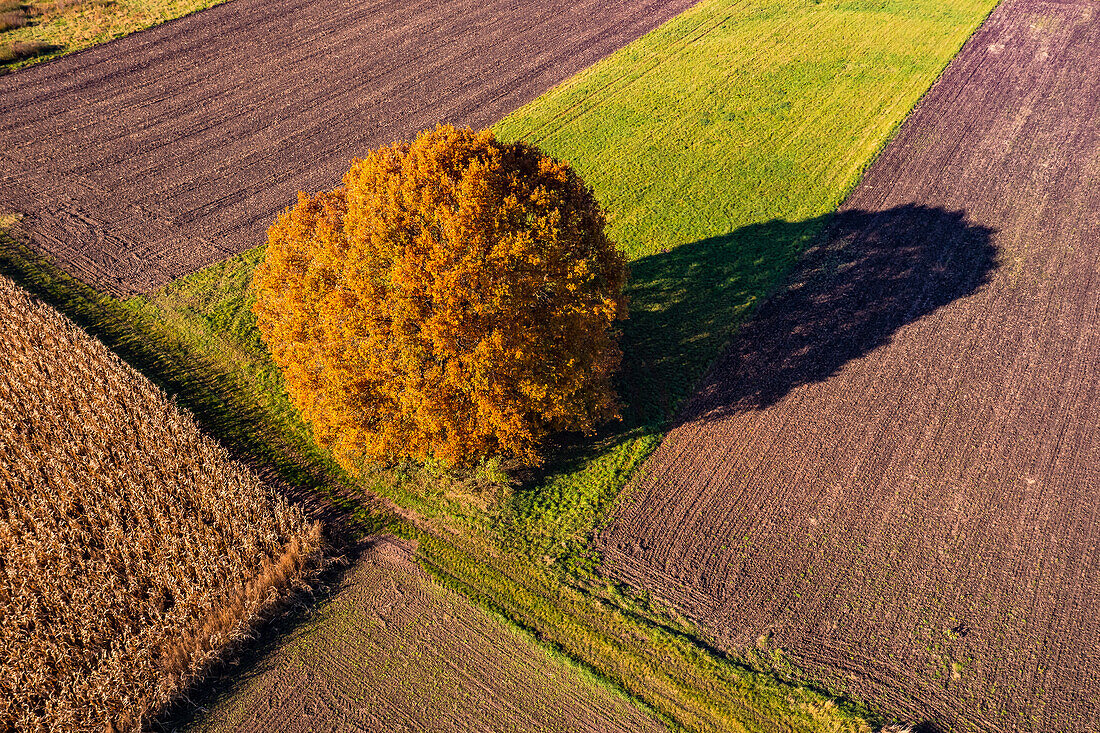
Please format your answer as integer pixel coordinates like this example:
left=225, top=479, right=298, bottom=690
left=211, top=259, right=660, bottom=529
left=253, top=125, right=627, bottom=468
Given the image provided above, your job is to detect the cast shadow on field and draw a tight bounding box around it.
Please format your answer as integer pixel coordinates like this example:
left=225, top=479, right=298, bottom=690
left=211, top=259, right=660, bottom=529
left=523, top=205, right=997, bottom=495
left=663, top=203, right=998, bottom=425
left=525, top=212, right=833, bottom=479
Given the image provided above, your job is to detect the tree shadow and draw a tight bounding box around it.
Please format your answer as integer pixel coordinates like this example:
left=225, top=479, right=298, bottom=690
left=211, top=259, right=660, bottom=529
left=620, top=213, right=828, bottom=429
left=670, top=204, right=998, bottom=424
left=491, top=212, right=829, bottom=556
left=512, top=205, right=997, bottom=539
left=0, top=41, right=60, bottom=67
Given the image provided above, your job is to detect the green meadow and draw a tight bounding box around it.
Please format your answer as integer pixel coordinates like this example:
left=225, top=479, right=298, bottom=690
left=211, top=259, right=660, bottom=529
left=1, top=0, right=999, bottom=727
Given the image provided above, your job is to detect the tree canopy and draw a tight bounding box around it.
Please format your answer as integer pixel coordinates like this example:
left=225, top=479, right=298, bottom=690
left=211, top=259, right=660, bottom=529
left=253, top=125, right=627, bottom=468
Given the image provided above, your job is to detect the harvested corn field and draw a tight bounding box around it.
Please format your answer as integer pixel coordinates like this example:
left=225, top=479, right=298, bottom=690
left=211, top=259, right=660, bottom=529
left=602, top=0, right=1100, bottom=729
left=186, top=536, right=667, bottom=733
left=0, top=273, right=322, bottom=732
left=0, top=0, right=695, bottom=295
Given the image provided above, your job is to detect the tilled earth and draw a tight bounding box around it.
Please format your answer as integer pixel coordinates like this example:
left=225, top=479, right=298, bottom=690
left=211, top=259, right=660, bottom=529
left=602, top=0, right=1100, bottom=729
left=0, top=0, right=695, bottom=295
left=186, top=537, right=667, bottom=733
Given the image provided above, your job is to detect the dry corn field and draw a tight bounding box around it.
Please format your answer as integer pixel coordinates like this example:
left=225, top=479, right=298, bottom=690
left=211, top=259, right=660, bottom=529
left=0, top=274, right=322, bottom=732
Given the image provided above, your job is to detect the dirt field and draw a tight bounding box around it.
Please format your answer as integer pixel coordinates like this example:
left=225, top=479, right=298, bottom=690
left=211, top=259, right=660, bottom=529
left=183, top=536, right=667, bottom=733
left=0, top=0, right=696, bottom=295
left=601, top=0, right=1100, bottom=729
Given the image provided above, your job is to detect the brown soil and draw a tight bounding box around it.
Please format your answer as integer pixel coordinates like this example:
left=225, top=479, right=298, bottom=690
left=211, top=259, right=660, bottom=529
left=185, top=536, right=667, bottom=733
left=0, top=0, right=695, bottom=295
left=601, top=0, right=1100, bottom=730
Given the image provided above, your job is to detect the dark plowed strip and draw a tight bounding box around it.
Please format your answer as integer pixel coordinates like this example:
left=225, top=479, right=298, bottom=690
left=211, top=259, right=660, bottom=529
left=602, top=0, right=1100, bottom=729
left=0, top=0, right=696, bottom=295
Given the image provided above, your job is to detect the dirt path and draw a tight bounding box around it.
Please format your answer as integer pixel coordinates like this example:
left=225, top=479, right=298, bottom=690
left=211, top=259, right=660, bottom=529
left=184, top=536, right=667, bottom=733
left=0, top=0, right=696, bottom=295
left=601, top=0, right=1100, bottom=729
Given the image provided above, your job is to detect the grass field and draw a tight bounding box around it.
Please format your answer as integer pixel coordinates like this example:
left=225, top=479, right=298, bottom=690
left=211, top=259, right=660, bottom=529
left=0, top=0, right=227, bottom=70
left=0, top=0, right=1001, bottom=728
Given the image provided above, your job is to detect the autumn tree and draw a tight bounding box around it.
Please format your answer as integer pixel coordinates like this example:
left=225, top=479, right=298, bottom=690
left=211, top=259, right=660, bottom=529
left=253, top=125, right=627, bottom=468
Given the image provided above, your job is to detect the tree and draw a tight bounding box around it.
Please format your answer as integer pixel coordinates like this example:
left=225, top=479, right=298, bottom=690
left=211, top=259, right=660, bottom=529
left=252, top=125, right=627, bottom=468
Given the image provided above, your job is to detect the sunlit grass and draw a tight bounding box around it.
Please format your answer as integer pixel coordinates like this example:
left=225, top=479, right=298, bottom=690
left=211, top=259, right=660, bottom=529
left=492, top=0, right=1000, bottom=566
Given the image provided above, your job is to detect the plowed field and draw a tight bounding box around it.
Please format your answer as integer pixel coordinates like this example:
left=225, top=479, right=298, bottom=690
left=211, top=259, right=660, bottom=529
left=0, top=0, right=695, bottom=295
left=602, top=0, right=1100, bottom=729
left=185, top=537, right=667, bottom=733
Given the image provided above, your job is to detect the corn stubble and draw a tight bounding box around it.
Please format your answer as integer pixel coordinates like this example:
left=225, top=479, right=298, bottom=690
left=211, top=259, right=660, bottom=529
left=0, top=274, right=322, bottom=731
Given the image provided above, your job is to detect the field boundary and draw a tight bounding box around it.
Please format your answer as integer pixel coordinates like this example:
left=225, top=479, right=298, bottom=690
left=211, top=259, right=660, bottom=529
left=596, top=0, right=1005, bottom=568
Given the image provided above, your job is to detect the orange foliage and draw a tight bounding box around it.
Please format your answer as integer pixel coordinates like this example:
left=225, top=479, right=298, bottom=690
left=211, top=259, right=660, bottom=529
left=253, top=125, right=627, bottom=467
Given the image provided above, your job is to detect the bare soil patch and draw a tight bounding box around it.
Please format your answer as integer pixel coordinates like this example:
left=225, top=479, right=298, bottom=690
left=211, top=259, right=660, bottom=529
left=184, top=536, right=667, bottom=733
left=601, top=0, right=1100, bottom=729
left=0, top=0, right=695, bottom=295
